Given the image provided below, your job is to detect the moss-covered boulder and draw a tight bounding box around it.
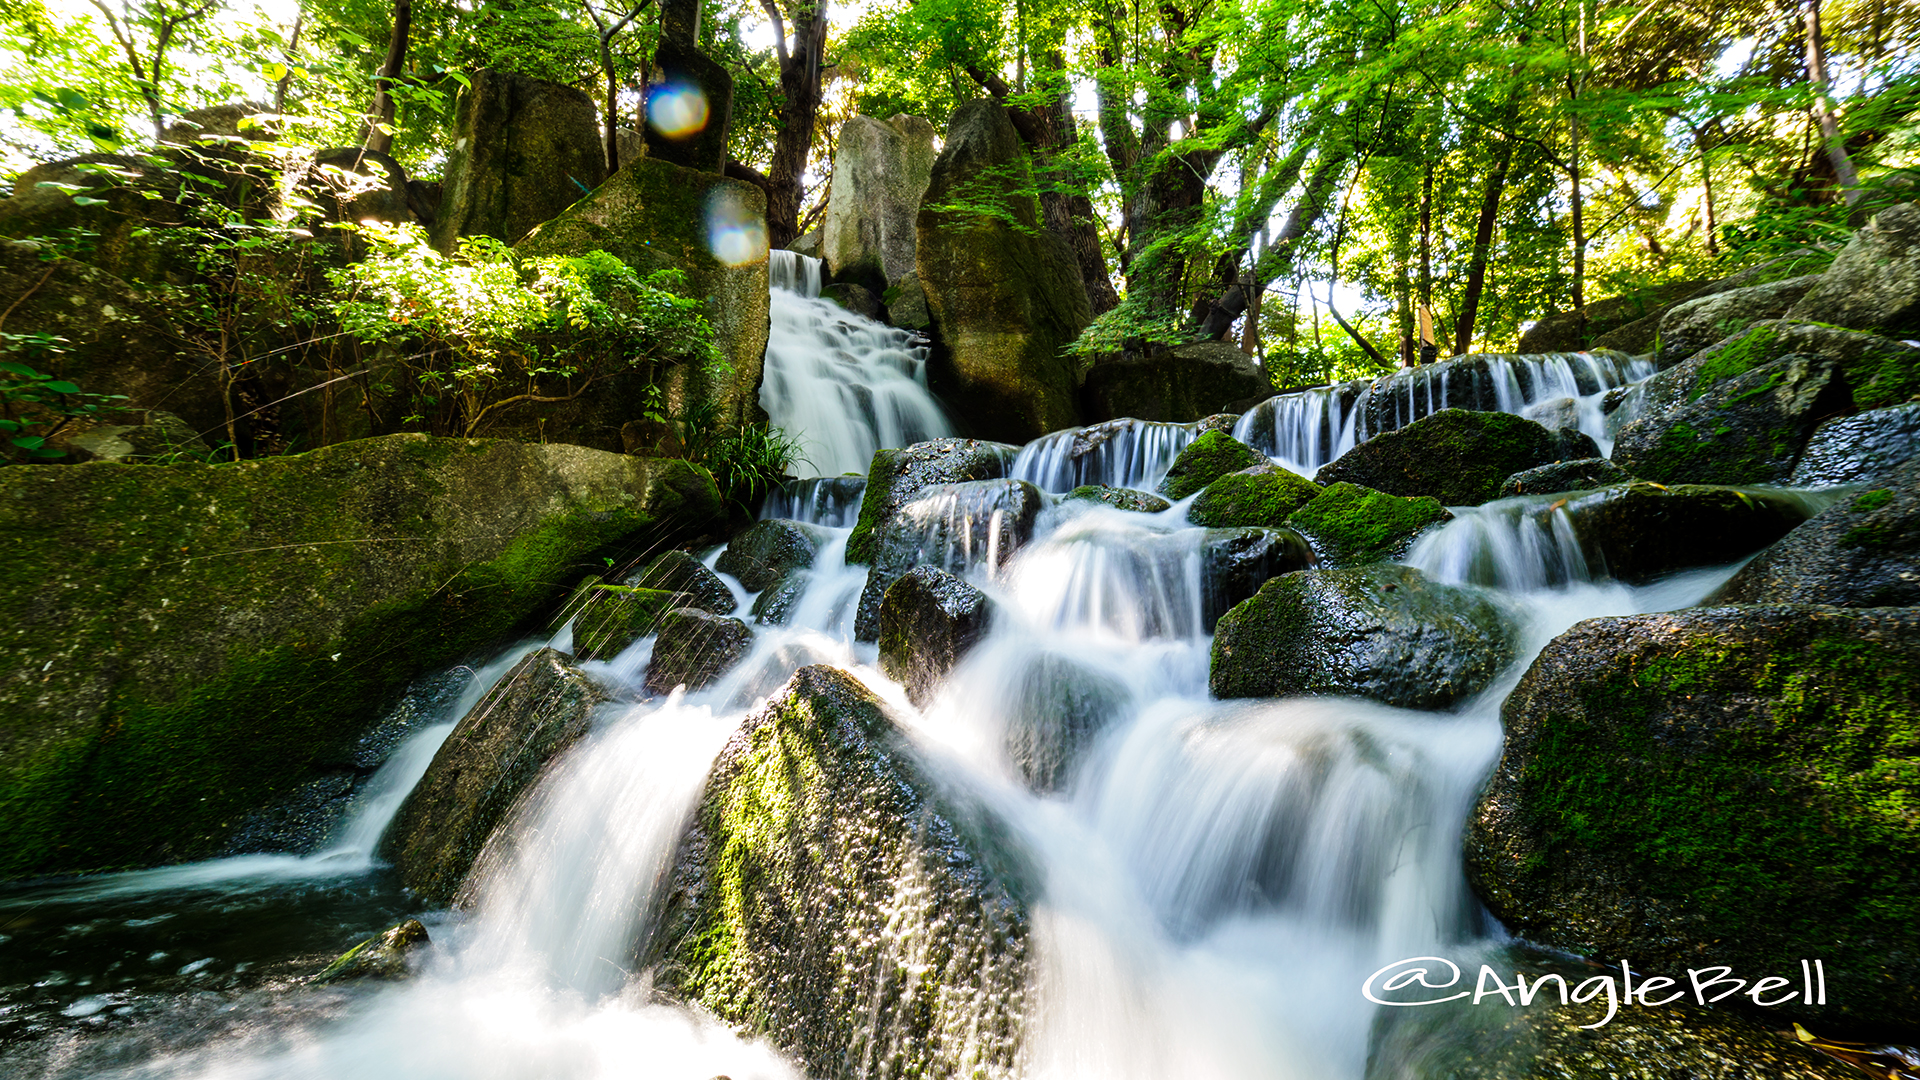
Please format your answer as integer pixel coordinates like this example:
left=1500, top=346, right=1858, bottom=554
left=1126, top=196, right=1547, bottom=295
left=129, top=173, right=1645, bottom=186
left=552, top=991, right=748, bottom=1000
left=1080, top=340, right=1271, bottom=424
left=383, top=648, right=607, bottom=906
left=644, top=665, right=1030, bottom=1079
left=1187, top=463, right=1322, bottom=528
left=1790, top=402, right=1920, bottom=486
left=1199, top=526, right=1315, bottom=632
left=642, top=608, right=754, bottom=695
left=715, top=518, right=831, bottom=592
left=625, top=549, right=736, bottom=614
left=1498, top=457, right=1630, bottom=498
left=0, top=435, right=717, bottom=879
left=916, top=101, right=1092, bottom=443
left=1284, top=482, right=1453, bottom=567
left=1788, top=201, right=1920, bottom=336
left=312, top=919, right=432, bottom=985
left=846, top=437, right=1020, bottom=565
left=1655, top=273, right=1823, bottom=366
left=1713, top=460, right=1920, bottom=607
left=1063, top=484, right=1172, bottom=513
left=1157, top=429, right=1266, bottom=500
left=1316, top=409, right=1597, bottom=505
left=430, top=69, right=606, bottom=250
left=1210, top=565, right=1515, bottom=709
left=1558, top=481, right=1816, bottom=583
left=571, top=585, right=685, bottom=660
left=855, top=477, right=1043, bottom=641
left=1466, top=605, right=1920, bottom=1032
left=1518, top=279, right=1710, bottom=353
left=878, top=566, right=992, bottom=707
left=1611, top=351, right=1850, bottom=485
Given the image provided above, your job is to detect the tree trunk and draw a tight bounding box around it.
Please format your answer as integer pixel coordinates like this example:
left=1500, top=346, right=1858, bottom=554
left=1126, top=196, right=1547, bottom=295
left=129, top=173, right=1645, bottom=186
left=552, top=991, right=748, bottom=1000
left=362, top=0, right=412, bottom=154
left=1454, top=134, right=1511, bottom=356
left=1194, top=151, right=1345, bottom=341
left=764, top=0, right=829, bottom=250
left=1804, top=0, right=1862, bottom=205
left=1418, top=160, right=1434, bottom=322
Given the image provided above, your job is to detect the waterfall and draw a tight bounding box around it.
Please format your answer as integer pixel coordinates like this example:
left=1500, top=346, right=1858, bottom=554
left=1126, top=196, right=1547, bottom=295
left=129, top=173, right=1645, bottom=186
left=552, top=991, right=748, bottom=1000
left=1010, top=419, right=1202, bottom=493
left=758, top=251, right=952, bottom=478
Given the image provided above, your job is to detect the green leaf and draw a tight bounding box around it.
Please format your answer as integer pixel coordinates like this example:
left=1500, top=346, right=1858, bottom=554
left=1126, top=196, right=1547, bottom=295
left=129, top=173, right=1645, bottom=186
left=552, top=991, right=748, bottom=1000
left=11, top=435, right=47, bottom=450
left=42, top=380, right=81, bottom=393
left=54, top=87, right=88, bottom=112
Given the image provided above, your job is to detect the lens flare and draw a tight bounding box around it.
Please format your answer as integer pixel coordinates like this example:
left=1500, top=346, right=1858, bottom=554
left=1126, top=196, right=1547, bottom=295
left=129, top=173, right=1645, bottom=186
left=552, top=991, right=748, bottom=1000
left=647, top=83, right=710, bottom=138
left=706, top=188, right=769, bottom=267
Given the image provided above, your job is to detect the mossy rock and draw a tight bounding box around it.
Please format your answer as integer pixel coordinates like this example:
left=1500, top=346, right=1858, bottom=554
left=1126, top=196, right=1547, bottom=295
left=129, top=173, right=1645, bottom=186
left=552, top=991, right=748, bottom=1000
left=1791, top=402, right=1920, bottom=486
left=572, top=585, right=685, bottom=660
left=1787, top=201, right=1920, bottom=337
left=1156, top=429, right=1266, bottom=499
left=1284, top=482, right=1452, bottom=567
left=1499, top=457, right=1632, bottom=498
left=624, top=549, right=736, bottom=615
left=644, top=665, right=1031, bottom=1079
left=311, top=919, right=431, bottom=985
left=877, top=566, right=992, bottom=708
left=1315, top=409, right=1598, bottom=506
left=1187, top=463, right=1322, bottom=528
left=1210, top=564, right=1516, bottom=710
left=1080, top=340, right=1270, bottom=424
left=0, top=435, right=718, bottom=879
left=642, top=608, right=754, bottom=695
left=846, top=437, right=1019, bottom=565
left=1654, top=274, right=1822, bottom=367
left=431, top=69, right=606, bottom=250
left=1713, top=456, right=1920, bottom=607
left=749, top=570, right=810, bottom=626
left=715, top=518, right=831, bottom=592
left=1557, top=482, right=1816, bottom=584
left=1611, top=351, right=1849, bottom=486
left=1466, top=604, right=1920, bottom=1032
left=1063, top=484, right=1172, bottom=513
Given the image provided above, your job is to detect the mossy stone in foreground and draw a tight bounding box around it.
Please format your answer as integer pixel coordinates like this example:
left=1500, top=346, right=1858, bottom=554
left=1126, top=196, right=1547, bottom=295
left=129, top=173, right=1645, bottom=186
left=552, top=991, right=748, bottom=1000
left=1558, top=481, right=1814, bottom=583
left=645, top=665, right=1030, bottom=1080
left=1156, top=429, right=1265, bottom=499
left=1611, top=351, right=1848, bottom=485
left=878, top=566, right=992, bottom=708
left=312, top=919, right=431, bottom=985
left=846, top=437, right=1019, bottom=565
left=1466, top=605, right=1920, bottom=1033
left=572, top=586, right=686, bottom=660
left=1713, top=456, right=1920, bottom=608
left=1187, top=463, right=1322, bottom=528
left=1315, top=408, right=1597, bottom=506
left=1284, top=482, right=1452, bottom=567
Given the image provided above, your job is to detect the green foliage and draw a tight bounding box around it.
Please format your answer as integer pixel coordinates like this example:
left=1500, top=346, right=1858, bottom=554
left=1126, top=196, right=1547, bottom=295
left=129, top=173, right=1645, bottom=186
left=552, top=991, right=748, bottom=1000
left=0, top=339, right=128, bottom=462
left=691, top=421, right=805, bottom=511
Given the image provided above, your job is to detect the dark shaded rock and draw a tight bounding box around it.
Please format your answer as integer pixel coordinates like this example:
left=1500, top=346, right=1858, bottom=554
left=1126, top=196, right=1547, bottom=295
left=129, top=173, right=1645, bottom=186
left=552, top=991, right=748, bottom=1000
left=431, top=70, right=606, bottom=250
left=0, top=436, right=718, bottom=880
left=819, top=281, right=883, bottom=320
left=1655, top=274, right=1822, bottom=366
left=1284, top=482, right=1453, bottom=567
left=917, top=101, right=1092, bottom=443
left=304, top=147, right=423, bottom=231
left=1518, top=279, right=1709, bottom=353
left=1063, top=484, right=1172, bottom=513
left=1001, top=653, right=1127, bottom=794
left=643, top=608, right=754, bottom=695
left=1788, top=201, right=1920, bottom=335
left=643, top=36, right=734, bottom=173
left=1187, top=463, right=1322, bottom=528
left=625, top=549, right=736, bottom=614
left=1081, top=341, right=1270, bottom=424
left=53, top=410, right=211, bottom=464
left=1465, top=604, right=1920, bottom=1032
left=846, top=437, right=1019, bottom=564
left=1157, top=429, right=1266, bottom=500
left=1611, top=352, right=1850, bottom=485
left=312, top=919, right=431, bottom=984
left=749, top=571, right=810, bottom=626
left=1499, top=457, right=1631, bottom=497
left=855, top=478, right=1043, bottom=641
left=1316, top=409, right=1598, bottom=506
left=383, top=648, right=607, bottom=905
left=1790, top=402, right=1920, bottom=486
left=221, top=770, right=356, bottom=856
left=878, top=567, right=992, bottom=707
left=645, top=665, right=1029, bottom=1079
left=1713, top=461, right=1920, bottom=607
left=572, top=586, right=686, bottom=660
left=715, top=519, right=831, bottom=592
left=1210, top=564, right=1515, bottom=709
left=1199, top=526, right=1315, bottom=632
left=820, top=114, right=937, bottom=293
left=884, top=269, right=931, bottom=330
left=1559, top=481, right=1817, bottom=583
left=1365, top=944, right=1860, bottom=1080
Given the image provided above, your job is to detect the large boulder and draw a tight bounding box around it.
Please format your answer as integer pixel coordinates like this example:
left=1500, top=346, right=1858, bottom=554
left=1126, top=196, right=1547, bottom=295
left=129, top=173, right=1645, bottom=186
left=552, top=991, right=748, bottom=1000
left=878, top=566, right=992, bottom=707
left=1790, top=402, right=1920, bottom=486
left=516, top=156, right=770, bottom=431
left=0, top=435, right=718, bottom=879
left=820, top=114, right=937, bottom=294
left=625, top=549, right=737, bottom=614
left=382, top=648, right=606, bottom=905
left=1198, top=526, right=1315, bottom=631
left=1713, top=459, right=1920, bottom=607
left=1210, top=565, right=1516, bottom=710
left=855, top=477, right=1043, bottom=641
left=916, top=101, right=1092, bottom=443
left=644, top=31, right=734, bottom=173
left=1788, top=201, right=1920, bottom=335
left=1466, top=605, right=1920, bottom=1032
left=1284, top=482, right=1452, bottom=567
left=1186, top=463, right=1322, bottom=528
left=1315, top=410, right=1597, bottom=506
left=1498, top=457, right=1630, bottom=497
left=1612, top=350, right=1850, bottom=485
left=1557, top=481, right=1816, bottom=583
left=431, top=70, right=606, bottom=250
left=1654, top=274, right=1822, bottom=367
left=996, top=652, right=1128, bottom=794
left=1518, top=278, right=1708, bottom=353
left=643, top=608, right=754, bottom=695
left=1080, top=341, right=1271, bottom=424
left=715, top=518, right=831, bottom=592
left=1156, top=429, right=1266, bottom=500
left=644, top=665, right=1030, bottom=1079
left=846, top=437, right=1019, bottom=564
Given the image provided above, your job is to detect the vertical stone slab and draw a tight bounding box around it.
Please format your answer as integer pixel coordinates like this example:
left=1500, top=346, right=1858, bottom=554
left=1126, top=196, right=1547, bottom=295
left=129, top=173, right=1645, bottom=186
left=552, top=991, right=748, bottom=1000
left=820, top=114, right=936, bottom=294
left=432, top=70, right=608, bottom=250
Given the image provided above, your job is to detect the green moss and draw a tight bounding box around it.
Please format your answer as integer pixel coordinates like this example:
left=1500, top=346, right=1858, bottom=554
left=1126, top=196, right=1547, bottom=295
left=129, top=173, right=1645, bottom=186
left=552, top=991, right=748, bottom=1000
left=1688, top=324, right=1781, bottom=400
left=1158, top=430, right=1265, bottom=499
left=573, top=586, right=681, bottom=659
left=1284, top=482, right=1451, bottom=567
left=1187, top=465, right=1322, bottom=528
left=845, top=447, right=900, bottom=565
left=1854, top=489, right=1894, bottom=513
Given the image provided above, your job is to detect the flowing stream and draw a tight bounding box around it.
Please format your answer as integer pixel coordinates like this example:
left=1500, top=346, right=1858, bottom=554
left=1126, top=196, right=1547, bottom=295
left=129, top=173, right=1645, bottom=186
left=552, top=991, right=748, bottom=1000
left=2, top=268, right=1759, bottom=1079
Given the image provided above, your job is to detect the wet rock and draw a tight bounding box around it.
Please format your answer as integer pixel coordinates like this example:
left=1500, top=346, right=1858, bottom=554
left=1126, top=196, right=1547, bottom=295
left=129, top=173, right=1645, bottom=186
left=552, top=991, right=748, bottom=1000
left=883, top=269, right=931, bottom=330
left=625, top=549, right=737, bottom=614
left=846, top=437, right=1020, bottom=564
left=1187, top=463, right=1322, bottom=529
left=1157, top=429, right=1266, bottom=500
left=1316, top=409, right=1597, bottom=506
left=1466, top=604, right=1920, bottom=1032
left=749, top=571, right=810, bottom=626
left=855, top=477, right=1043, bottom=641
left=715, top=519, right=831, bottom=592
left=820, top=114, right=937, bottom=294
left=1210, top=564, right=1515, bottom=710
left=766, top=475, right=867, bottom=526
left=1790, top=402, right=1920, bottom=486
left=1499, top=457, right=1631, bottom=497
left=645, top=665, right=1030, bottom=1080
left=1655, top=273, right=1822, bottom=366
left=1001, top=653, right=1128, bottom=794
left=643, top=608, right=754, bottom=695
left=312, top=919, right=431, bottom=984
left=1713, top=459, right=1920, bottom=607
left=819, top=281, right=883, bottom=320
left=572, top=586, right=685, bottom=660
left=1519, top=395, right=1580, bottom=431
left=1063, top=484, right=1172, bottom=513
left=1081, top=340, right=1271, bottom=424
left=1284, top=482, right=1453, bottom=567
left=431, top=70, right=606, bottom=249
left=222, top=770, right=356, bottom=856
left=1788, top=201, right=1920, bottom=335
left=383, top=648, right=607, bottom=906
left=1558, top=481, right=1816, bottom=583
left=1518, top=279, right=1708, bottom=353
left=1610, top=351, right=1849, bottom=485
left=917, top=101, right=1092, bottom=443
left=878, top=567, right=992, bottom=707
left=1199, top=526, right=1315, bottom=631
